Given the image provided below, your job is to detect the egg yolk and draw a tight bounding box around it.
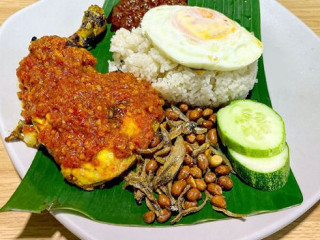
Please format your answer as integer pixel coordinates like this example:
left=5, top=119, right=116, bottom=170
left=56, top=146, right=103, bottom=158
left=173, top=7, right=237, bottom=41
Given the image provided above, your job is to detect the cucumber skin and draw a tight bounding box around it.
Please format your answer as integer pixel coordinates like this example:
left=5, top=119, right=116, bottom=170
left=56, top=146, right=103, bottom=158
left=228, top=145, right=290, bottom=191
left=217, top=99, right=286, bottom=158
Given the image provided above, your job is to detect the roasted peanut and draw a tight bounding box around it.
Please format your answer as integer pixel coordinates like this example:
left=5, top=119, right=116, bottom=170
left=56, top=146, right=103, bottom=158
left=195, top=107, right=203, bottom=113
left=209, top=155, right=223, bottom=168
left=184, top=142, right=194, bottom=155
left=208, top=114, right=217, bottom=125
left=207, top=129, right=218, bottom=146
left=202, top=108, right=213, bottom=118
left=196, top=134, right=206, bottom=144
left=158, top=194, right=171, bottom=208
left=204, top=172, right=216, bottom=183
left=202, top=120, right=213, bottom=129
left=186, top=175, right=197, bottom=188
left=190, top=166, right=202, bottom=178
left=184, top=201, right=197, bottom=209
left=179, top=103, right=189, bottom=113
left=177, top=166, right=190, bottom=180
left=217, top=176, right=233, bottom=190
left=188, top=109, right=202, bottom=121
left=204, top=148, right=211, bottom=156
left=195, top=179, right=207, bottom=191
left=207, top=183, right=223, bottom=195
left=197, top=153, right=209, bottom=172
left=184, top=153, right=194, bottom=166
left=171, top=179, right=187, bottom=197
left=210, top=195, right=226, bottom=209
left=165, top=108, right=179, bottom=121
left=157, top=209, right=172, bottom=223
left=150, top=135, right=161, bottom=148
left=215, top=165, right=231, bottom=176
left=145, top=159, right=158, bottom=173
left=186, top=133, right=196, bottom=144
left=186, top=188, right=202, bottom=201
left=186, top=110, right=191, bottom=119
left=143, top=211, right=155, bottom=224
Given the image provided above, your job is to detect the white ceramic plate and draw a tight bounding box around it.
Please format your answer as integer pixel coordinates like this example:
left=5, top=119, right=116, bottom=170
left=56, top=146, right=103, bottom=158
left=0, top=0, right=319, bottom=239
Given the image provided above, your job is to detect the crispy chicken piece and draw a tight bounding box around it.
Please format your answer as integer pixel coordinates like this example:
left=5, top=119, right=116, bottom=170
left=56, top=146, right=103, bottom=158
left=5, top=120, right=39, bottom=148
left=62, top=117, right=144, bottom=190
left=7, top=6, right=164, bottom=190
left=68, top=5, right=107, bottom=48
left=6, top=117, right=144, bottom=190
left=10, top=36, right=164, bottom=190
left=7, top=4, right=107, bottom=149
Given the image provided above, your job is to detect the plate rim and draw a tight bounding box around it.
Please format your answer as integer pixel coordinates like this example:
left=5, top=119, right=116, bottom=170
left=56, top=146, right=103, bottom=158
left=0, top=0, right=319, bottom=239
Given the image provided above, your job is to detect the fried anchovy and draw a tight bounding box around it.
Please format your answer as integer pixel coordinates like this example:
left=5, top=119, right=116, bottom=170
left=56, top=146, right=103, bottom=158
left=152, top=136, right=186, bottom=189
left=159, top=184, right=178, bottom=211
left=160, top=124, right=171, bottom=146
left=169, top=121, right=197, bottom=140
left=211, top=205, right=246, bottom=219
left=135, top=155, right=144, bottom=174
left=177, top=185, right=191, bottom=212
left=131, top=157, right=148, bottom=204
left=137, top=140, right=165, bottom=154
left=154, top=157, right=166, bottom=165
left=146, top=198, right=162, bottom=217
left=192, top=142, right=210, bottom=157
left=154, top=146, right=171, bottom=157
left=167, top=120, right=184, bottom=128
left=133, top=189, right=145, bottom=205
left=205, top=191, right=245, bottom=218
left=193, top=127, right=208, bottom=135
left=171, top=188, right=209, bottom=224
left=124, top=173, right=156, bottom=203
left=196, top=117, right=205, bottom=126
left=154, top=146, right=172, bottom=165
left=147, top=169, right=154, bottom=183
left=171, top=105, right=189, bottom=122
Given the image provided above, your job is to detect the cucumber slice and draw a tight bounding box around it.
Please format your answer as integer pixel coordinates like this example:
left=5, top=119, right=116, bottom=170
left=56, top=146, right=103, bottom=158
left=228, top=144, right=290, bottom=191
left=217, top=100, right=286, bottom=157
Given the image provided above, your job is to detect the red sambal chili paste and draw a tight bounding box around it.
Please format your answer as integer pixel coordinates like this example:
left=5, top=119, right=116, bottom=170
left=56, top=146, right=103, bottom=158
left=109, top=0, right=188, bottom=30
left=17, top=36, right=164, bottom=168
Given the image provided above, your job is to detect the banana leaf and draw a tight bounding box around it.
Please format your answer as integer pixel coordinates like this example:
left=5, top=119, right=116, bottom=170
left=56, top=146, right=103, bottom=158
left=0, top=0, right=303, bottom=226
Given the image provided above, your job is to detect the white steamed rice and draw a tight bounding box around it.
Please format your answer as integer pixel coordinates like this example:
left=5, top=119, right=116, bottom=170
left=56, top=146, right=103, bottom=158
left=109, top=28, right=258, bottom=107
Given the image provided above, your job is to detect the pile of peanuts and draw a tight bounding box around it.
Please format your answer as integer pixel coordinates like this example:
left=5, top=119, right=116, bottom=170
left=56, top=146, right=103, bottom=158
left=142, top=103, right=234, bottom=224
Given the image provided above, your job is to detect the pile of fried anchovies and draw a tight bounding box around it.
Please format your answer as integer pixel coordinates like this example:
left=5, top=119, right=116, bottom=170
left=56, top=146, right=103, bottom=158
left=124, top=105, right=246, bottom=224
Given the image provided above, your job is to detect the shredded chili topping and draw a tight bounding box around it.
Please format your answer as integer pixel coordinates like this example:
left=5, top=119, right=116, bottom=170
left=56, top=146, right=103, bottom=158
left=17, top=36, right=164, bottom=168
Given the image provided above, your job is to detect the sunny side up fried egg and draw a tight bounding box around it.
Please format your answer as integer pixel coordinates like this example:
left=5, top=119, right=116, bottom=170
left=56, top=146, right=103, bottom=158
left=141, top=5, right=263, bottom=71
